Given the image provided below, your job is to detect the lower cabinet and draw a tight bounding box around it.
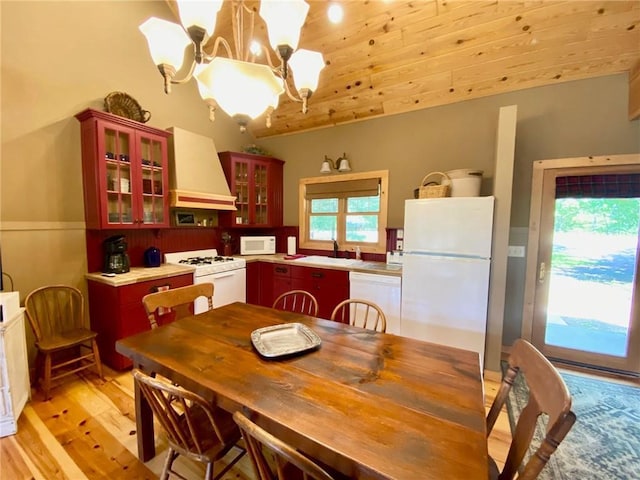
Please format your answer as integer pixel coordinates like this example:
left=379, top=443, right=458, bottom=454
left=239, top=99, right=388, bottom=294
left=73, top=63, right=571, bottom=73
left=289, top=265, right=349, bottom=320
left=0, top=305, right=30, bottom=437
left=249, top=261, right=349, bottom=319
left=246, top=261, right=262, bottom=305
left=87, top=273, right=193, bottom=370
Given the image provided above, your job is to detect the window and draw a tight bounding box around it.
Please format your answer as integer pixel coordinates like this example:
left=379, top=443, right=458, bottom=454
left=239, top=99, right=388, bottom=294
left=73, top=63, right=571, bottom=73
left=299, top=170, right=388, bottom=254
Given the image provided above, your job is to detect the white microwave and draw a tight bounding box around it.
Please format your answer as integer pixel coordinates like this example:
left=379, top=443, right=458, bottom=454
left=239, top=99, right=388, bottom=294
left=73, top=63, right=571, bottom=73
left=240, top=236, right=276, bottom=255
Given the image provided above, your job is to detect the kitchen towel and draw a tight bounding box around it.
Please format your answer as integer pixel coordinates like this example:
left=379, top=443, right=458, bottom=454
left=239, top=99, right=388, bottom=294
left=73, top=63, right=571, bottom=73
left=287, top=236, right=296, bottom=255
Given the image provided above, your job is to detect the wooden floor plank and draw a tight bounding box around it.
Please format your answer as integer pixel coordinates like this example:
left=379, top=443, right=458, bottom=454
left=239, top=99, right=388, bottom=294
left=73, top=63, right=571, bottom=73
left=31, top=379, right=158, bottom=479
left=18, top=405, right=87, bottom=479
left=0, top=435, right=37, bottom=480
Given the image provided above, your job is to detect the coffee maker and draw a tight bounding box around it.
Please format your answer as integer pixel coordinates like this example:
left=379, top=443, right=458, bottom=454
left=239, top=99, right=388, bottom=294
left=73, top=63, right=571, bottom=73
left=103, top=235, right=130, bottom=273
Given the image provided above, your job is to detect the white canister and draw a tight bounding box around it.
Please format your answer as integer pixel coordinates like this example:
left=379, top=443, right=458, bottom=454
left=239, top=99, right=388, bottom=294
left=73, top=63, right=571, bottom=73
left=120, top=178, right=130, bottom=193
left=287, top=236, right=297, bottom=255
left=445, top=169, right=483, bottom=197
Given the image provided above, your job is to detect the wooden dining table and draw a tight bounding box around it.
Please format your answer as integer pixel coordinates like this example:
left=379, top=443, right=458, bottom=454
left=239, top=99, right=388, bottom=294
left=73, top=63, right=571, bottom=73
left=116, top=302, right=488, bottom=479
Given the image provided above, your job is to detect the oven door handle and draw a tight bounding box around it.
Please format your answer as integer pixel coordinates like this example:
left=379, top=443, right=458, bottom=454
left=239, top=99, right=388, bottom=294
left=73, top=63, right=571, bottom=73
left=211, top=271, right=238, bottom=279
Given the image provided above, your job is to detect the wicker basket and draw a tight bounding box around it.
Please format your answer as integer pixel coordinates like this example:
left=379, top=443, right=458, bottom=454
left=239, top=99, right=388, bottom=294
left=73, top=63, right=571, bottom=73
left=418, top=171, right=451, bottom=198
left=104, top=92, right=151, bottom=123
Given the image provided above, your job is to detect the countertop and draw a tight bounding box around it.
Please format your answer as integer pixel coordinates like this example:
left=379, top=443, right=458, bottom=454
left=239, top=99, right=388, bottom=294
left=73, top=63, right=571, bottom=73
left=85, top=264, right=195, bottom=287
left=241, top=253, right=402, bottom=277
left=85, top=254, right=401, bottom=287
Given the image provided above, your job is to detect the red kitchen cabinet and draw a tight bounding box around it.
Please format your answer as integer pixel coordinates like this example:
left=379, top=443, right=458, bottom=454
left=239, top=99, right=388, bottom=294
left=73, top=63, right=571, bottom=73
left=289, top=265, right=349, bottom=320
left=218, top=151, right=284, bottom=228
left=76, top=108, right=171, bottom=229
left=246, top=261, right=261, bottom=305
left=256, top=262, right=350, bottom=318
left=257, top=262, right=292, bottom=308
left=87, top=273, right=192, bottom=370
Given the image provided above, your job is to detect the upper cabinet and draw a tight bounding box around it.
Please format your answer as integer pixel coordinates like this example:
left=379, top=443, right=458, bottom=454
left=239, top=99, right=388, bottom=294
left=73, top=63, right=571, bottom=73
left=76, top=109, right=171, bottom=229
left=218, top=151, right=284, bottom=228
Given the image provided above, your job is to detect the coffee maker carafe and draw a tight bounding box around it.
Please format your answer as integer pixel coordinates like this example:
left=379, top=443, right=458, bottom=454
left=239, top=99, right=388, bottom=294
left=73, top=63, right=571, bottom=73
left=103, top=235, right=130, bottom=274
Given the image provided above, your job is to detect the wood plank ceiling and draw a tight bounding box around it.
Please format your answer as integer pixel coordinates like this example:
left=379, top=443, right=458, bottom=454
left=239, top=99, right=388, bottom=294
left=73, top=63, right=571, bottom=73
left=164, top=1, right=640, bottom=138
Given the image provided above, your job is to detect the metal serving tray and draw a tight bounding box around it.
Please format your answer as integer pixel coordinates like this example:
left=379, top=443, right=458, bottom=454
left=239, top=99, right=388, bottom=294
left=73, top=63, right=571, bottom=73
left=251, top=323, right=321, bottom=358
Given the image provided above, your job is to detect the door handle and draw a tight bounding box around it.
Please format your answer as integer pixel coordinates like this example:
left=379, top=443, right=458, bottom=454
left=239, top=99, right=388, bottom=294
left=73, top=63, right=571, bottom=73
left=538, top=262, right=546, bottom=284
left=311, top=272, right=324, bottom=278
left=213, top=272, right=235, bottom=279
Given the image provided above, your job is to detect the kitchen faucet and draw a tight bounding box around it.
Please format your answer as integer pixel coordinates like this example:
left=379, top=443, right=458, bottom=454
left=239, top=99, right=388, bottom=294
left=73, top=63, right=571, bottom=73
left=332, top=239, right=339, bottom=258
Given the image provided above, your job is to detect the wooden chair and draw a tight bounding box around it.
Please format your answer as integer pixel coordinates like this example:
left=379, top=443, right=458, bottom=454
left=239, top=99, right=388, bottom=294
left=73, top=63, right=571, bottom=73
left=142, top=283, right=214, bottom=329
left=24, top=285, right=103, bottom=400
left=486, top=339, right=576, bottom=480
left=132, top=369, right=245, bottom=480
left=233, top=411, right=335, bottom=480
left=330, top=299, right=387, bottom=333
left=272, top=290, right=319, bottom=316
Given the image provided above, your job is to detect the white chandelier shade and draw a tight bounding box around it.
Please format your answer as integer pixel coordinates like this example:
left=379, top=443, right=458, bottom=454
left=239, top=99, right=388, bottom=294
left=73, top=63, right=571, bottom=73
left=289, top=49, right=325, bottom=92
left=259, top=0, right=309, bottom=55
left=139, top=17, right=191, bottom=70
left=177, top=0, right=223, bottom=38
left=195, top=57, right=284, bottom=120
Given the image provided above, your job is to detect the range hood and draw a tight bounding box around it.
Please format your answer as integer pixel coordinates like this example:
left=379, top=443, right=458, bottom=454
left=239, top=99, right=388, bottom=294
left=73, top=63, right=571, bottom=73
left=166, top=127, right=236, bottom=211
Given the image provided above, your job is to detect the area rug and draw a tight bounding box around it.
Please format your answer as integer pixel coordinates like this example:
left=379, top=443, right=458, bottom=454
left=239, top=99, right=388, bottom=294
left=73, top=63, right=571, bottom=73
left=504, top=366, right=640, bottom=479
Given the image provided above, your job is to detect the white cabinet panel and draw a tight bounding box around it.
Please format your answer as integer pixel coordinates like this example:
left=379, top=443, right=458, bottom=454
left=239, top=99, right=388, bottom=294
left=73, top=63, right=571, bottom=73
left=0, top=296, right=30, bottom=437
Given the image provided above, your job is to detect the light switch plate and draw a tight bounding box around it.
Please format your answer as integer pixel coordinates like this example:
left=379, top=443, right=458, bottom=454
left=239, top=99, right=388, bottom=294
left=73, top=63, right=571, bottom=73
left=508, top=245, right=525, bottom=257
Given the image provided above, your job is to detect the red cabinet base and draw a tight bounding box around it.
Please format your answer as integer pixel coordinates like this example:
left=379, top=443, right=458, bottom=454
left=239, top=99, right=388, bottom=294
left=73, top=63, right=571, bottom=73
left=87, top=273, right=193, bottom=370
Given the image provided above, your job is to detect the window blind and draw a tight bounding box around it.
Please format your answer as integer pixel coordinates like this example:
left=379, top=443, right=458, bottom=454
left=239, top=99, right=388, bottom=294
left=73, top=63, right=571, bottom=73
left=305, top=178, right=380, bottom=199
left=556, top=174, right=640, bottom=198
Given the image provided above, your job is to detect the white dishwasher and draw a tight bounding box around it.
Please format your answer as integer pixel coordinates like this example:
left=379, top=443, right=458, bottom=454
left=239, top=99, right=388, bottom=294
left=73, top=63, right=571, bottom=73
left=349, top=272, right=402, bottom=335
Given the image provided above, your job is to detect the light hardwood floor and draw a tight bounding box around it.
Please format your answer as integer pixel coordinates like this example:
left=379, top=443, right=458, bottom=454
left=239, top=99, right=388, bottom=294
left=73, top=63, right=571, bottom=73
left=1, top=367, right=512, bottom=479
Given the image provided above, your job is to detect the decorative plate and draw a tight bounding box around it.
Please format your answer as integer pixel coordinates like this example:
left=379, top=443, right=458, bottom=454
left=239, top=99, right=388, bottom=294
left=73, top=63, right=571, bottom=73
left=251, top=323, right=321, bottom=358
left=104, top=92, right=151, bottom=123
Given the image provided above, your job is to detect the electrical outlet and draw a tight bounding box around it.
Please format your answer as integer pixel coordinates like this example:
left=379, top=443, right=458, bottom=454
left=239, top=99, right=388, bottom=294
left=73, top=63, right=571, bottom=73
left=508, top=245, right=525, bottom=257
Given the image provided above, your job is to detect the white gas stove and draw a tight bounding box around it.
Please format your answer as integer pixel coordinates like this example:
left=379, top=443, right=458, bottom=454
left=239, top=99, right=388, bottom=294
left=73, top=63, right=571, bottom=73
left=165, top=249, right=246, bottom=276
left=165, top=249, right=246, bottom=312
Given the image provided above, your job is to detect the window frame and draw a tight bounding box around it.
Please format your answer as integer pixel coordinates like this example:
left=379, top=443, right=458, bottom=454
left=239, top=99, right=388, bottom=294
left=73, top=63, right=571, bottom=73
left=298, top=170, right=389, bottom=254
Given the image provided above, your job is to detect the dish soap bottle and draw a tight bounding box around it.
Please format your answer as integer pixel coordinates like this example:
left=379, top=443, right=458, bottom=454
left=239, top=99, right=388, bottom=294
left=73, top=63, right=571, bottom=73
left=355, top=246, right=361, bottom=260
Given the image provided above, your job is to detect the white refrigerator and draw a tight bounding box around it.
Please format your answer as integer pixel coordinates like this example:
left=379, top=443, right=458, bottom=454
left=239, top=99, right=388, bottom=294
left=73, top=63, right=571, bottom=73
left=400, top=196, right=495, bottom=366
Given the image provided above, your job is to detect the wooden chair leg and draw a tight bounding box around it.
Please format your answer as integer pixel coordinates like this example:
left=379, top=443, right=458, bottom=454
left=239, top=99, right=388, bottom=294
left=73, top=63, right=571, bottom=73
left=91, top=339, right=103, bottom=379
left=43, top=353, right=52, bottom=400
left=160, top=448, right=178, bottom=480
left=33, top=351, right=43, bottom=388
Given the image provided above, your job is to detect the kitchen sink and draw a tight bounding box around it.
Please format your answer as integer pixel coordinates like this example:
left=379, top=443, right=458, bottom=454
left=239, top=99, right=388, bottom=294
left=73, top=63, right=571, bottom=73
left=291, top=255, right=365, bottom=267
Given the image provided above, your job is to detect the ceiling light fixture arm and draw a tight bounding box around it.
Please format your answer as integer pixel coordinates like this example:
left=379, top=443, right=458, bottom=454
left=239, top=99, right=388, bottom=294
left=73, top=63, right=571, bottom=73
left=161, top=36, right=234, bottom=94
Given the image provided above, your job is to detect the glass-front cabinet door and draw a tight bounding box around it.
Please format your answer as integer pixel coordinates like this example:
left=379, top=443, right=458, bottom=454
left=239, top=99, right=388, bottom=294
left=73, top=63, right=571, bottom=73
left=217, top=151, right=284, bottom=228
left=138, top=134, right=166, bottom=226
left=76, top=108, right=171, bottom=230
left=253, top=161, right=269, bottom=225
left=234, top=159, right=250, bottom=225
left=102, top=125, right=134, bottom=226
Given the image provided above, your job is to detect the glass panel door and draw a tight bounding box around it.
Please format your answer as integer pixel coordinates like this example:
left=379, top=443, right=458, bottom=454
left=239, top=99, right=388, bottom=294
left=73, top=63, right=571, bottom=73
left=532, top=169, right=640, bottom=374
left=234, top=160, right=249, bottom=225
left=254, top=163, right=268, bottom=225
left=104, top=128, right=132, bottom=225
left=140, top=136, right=165, bottom=225
left=545, top=197, right=639, bottom=356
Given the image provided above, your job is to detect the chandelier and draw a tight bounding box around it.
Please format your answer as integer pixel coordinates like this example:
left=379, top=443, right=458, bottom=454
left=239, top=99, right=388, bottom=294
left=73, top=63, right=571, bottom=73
left=139, top=0, right=326, bottom=132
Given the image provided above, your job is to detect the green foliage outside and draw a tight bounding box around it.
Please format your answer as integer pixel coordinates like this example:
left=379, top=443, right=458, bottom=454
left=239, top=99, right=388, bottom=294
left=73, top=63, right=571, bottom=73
left=554, top=198, right=640, bottom=234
